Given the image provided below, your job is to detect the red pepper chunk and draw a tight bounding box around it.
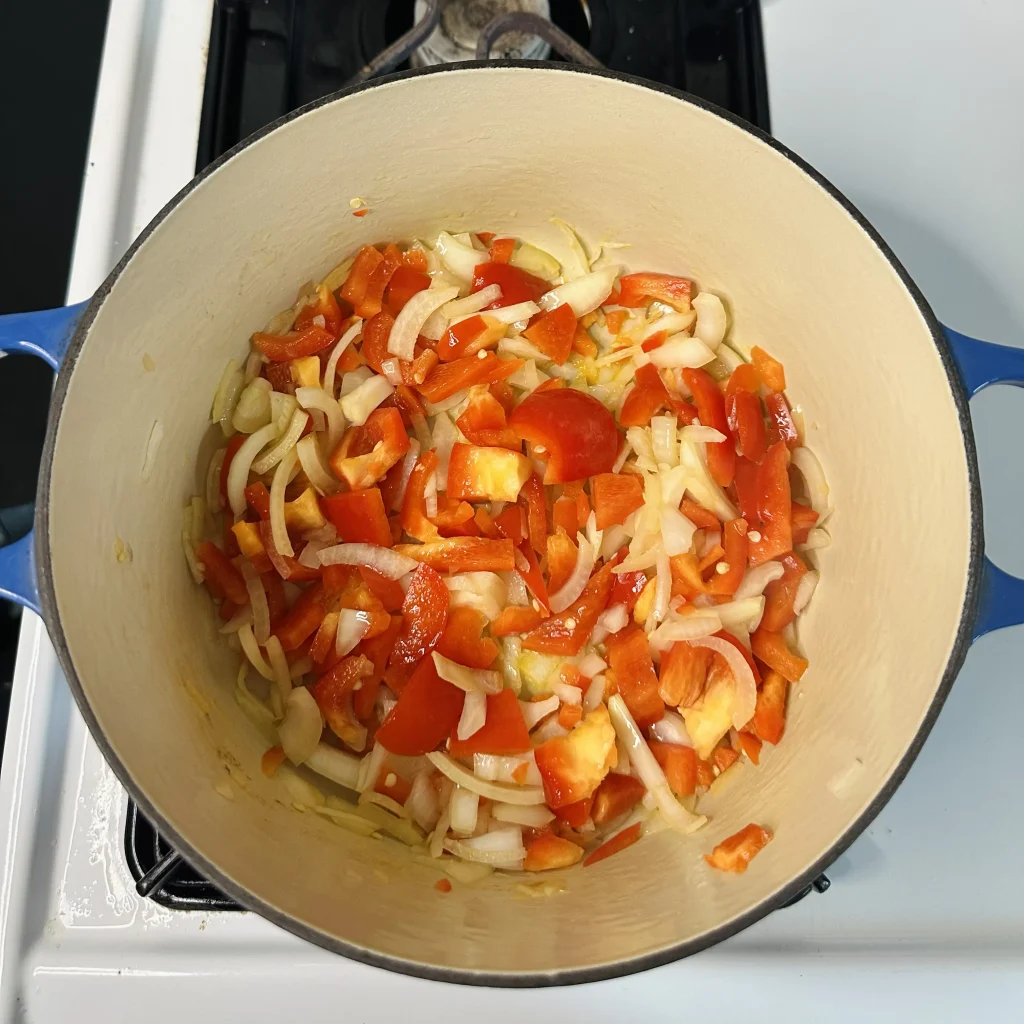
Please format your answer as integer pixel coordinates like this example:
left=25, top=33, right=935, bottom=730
left=520, top=473, right=548, bottom=555
left=522, top=302, right=577, bottom=364
left=360, top=309, right=395, bottom=374
left=760, top=552, right=807, bottom=632
left=554, top=795, right=593, bottom=828
left=252, top=324, right=335, bottom=362
left=649, top=741, right=698, bottom=798
left=790, top=501, right=819, bottom=545
left=401, top=449, right=442, bottom=543
left=358, top=566, right=405, bottom=612
left=455, top=388, right=521, bottom=449
left=523, top=560, right=616, bottom=656
left=196, top=542, right=249, bottom=606
left=515, top=540, right=551, bottom=614
left=275, top=582, right=327, bottom=651
left=330, top=407, right=410, bottom=489
left=583, top=821, right=643, bottom=866
left=393, top=536, right=515, bottom=573
left=294, top=283, right=345, bottom=338
left=764, top=391, right=800, bottom=449
left=705, top=518, right=748, bottom=595
left=490, top=606, right=544, bottom=636
left=310, top=654, right=373, bottom=745
left=390, top=564, right=448, bottom=667
left=751, top=346, right=786, bottom=392
left=417, top=353, right=524, bottom=404
left=321, top=488, right=392, bottom=547
left=618, top=363, right=672, bottom=427
left=591, top=773, right=647, bottom=826
left=608, top=569, right=648, bottom=613
left=488, top=237, right=515, bottom=263
left=375, top=656, right=465, bottom=756
left=341, top=245, right=384, bottom=309
left=471, top=262, right=550, bottom=307
left=447, top=444, right=531, bottom=503
left=435, top=605, right=498, bottom=669
left=509, top=388, right=619, bottom=484
left=606, top=626, right=664, bottom=729
left=750, top=627, right=808, bottom=682
left=448, top=688, right=531, bottom=757
left=704, top=823, right=773, bottom=874
left=726, top=390, right=767, bottom=463
left=436, top=314, right=505, bottom=363
left=748, top=441, right=792, bottom=566
left=385, top=265, right=430, bottom=313
left=752, top=670, right=788, bottom=744
left=616, top=273, right=692, bottom=311
left=524, top=833, right=584, bottom=872
left=591, top=472, right=645, bottom=529
left=681, top=367, right=735, bottom=487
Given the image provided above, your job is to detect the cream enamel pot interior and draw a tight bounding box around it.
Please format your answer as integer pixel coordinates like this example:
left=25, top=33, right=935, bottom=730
left=3, top=63, right=1024, bottom=986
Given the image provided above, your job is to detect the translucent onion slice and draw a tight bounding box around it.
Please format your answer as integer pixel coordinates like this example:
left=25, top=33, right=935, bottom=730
left=211, top=359, right=244, bottom=434
left=429, top=807, right=451, bottom=858
left=648, top=613, right=723, bottom=651
left=295, top=434, right=339, bottom=495
left=793, top=569, right=819, bottom=615
left=226, top=422, right=279, bottom=516
left=322, top=319, right=363, bottom=398
left=510, top=241, right=560, bottom=281
left=269, top=447, right=298, bottom=558
left=539, top=265, right=619, bottom=317
left=692, top=292, right=727, bottom=349
left=688, top=636, right=757, bottom=730
left=295, top=385, right=345, bottom=453
left=406, top=771, right=441, bottom=832
left=426, top=751, right=547, bottom=805
left=444, top=837, right=523, bottom=867
left=431, top=651, right=503, bottom=695
left=238, top=623, right=274, bottom=680
left=648, top=335, right=716, bottom=369
left=442, top=284, right=502, bottom=320
left=252, top=408, right=308, bottom=476
left=801, top=528, right=831, bottom=551
left=388, top=285, right=459, bottom=360
left=651, top=545, right=671, bottom=628
left=457, top=689, right=487, bottom=740
left=431, top=413, right=458, bottom=490
left=448, top=785, right=480, bottom=834
left=461, top=826, right=524, bottom=854
left=608, top=695, right=706, bottom=834
left=498, top=337, right=550, bottom=363
left=660, top=506, right=698, bottom=557
left=278, top=686, right=323, bottom=765
left=649, top=708, right=693, bottom=746
left=715, top=596, right=765, bottom=630
left=265, top=634, right=293, bottom=715
left=232, top=377, right=273, bottom=434
left=519, top=694, right=559, bottom=730
left=550, top=680, right=582, bottom=706
left=491, top=802, right=555, bottom=828
left=734, top=564, right=785, bottom=605
left=582, top=674, right=606, bottom=713
left=486, top=300, right=541, bottom=324
left=640, top=310, right=696, bottom=340
left=791, top=446, right=830, bottom=515
left=679, top=438, right=738, bottom=522
left=339, top=374, right=393, bottom=427
left=356, top=741, right=388, bottom=792
left=548, top=534, right=595, bottom=613
left=577, top=652, right=607, bottom=677
left=390, top=440, right=421, bottom=512
left=318, top=543, right=418, bottom=579
left=336, top=607, right=371, bottom=656
left=219, top=603, right=253, bottom=634
left=434, top=231, right=480, bottom=281
left=681, top=425, right=727, bottom=444
left=240, top=560, right=270, bottom=644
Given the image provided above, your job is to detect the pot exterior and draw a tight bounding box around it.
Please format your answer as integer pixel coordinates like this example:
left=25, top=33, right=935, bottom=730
left=36, top=64, right=978, bottom=983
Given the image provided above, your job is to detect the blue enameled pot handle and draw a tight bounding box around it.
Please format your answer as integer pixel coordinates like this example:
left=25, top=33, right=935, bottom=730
left=0, top=302, right=88, bottom=614
left=945, top=326, right=1024, bottom=640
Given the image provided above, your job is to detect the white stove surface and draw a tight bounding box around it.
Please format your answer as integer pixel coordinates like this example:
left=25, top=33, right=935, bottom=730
left=2, top=0, right=1023, bottom=1019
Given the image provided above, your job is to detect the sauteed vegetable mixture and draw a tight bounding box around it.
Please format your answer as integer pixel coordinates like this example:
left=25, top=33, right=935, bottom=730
left=187, top=225, right=830, bottom=880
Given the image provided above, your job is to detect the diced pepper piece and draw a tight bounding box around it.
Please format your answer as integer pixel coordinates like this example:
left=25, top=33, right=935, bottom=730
left=309, top=610, right=339, bottom=664
left=341, top=245, right=384, bottom=309
left=436, top=605, right=498, bottom=669
left=401, top=449, right=442, bottom=543
left=385, top=265, right=430, bottom=313
left=558, top=703, right=583, bottom=729
left=751, top=670, right=788, bottom=744
left=751, top=346, right=785, bottom=392
left=618, top=363, right=673, bottom=427
left=282, top=487, right=326, bottom=533
left=520, top=473, right=548, bottom=555
left=573, top=323, right=597, bottom=358
left=262, top=571, right=286, bottom=626
left=732, top=456, right=760, bottom=525
left=616, top=273, right=692, bottom=311
left=760, top=552, right=807, bottom=632
left=590, top=772, right=646, bottom=826
left=261, top=746, right=286, bottom=777
left=713, top=746, right=739, bottom=774
left=609, top=568, right=648, bottom=613
left=509, top=389, right=620, bottom=484
left=245, top=481, right=271, bottom=520
left=648, top=740, right=698, bottom=798
left=680, top=498, right=720, bottom=531
left=196, top=541, right=249, bottom=605
left=705, top=518, right=748, bottom=596
left=704, top=822, right=773, bottom=874
left=748, top=441, right=792, bottom=566
left=524, top=834, right=584, bottom=871
left=375, top=656, right=465, bottom=755
left=455, top=387, right=521, bottom=449
left=725, top=361, right=761, bottom=397
left=591, top=472, right=645, bottom=530
left=606, top=626, right=664, bottom=729
left=681, top=656, right=737, bottom=759
left=436, top=313, right=506, bottom=362
left=735, top=730, right=762, bottom=765
left=765, top=391, right=800, bottom=449
left=322, top=487, right=392, bottom=547
left=374, top=765, right=412, bottom=804
left=553, top=795, right=593, bottom=828
left=750, top=627, right=807, bottom=682
left=658, top=641, right=711, bottom=708
left=294, top=282, right=346, bottom=338
left=487, top=237, right=516, bottom=264
left=252, top=324, right=334, bottom=362
left=546, top=528, right=579, bottom=595
left=515, top=541, right=550, bottom=614
left=522, top=561, right=616, bottom=656
left=471, top=261, right=549, bottom=307
left=232, top=520, right=273, bottom=574
left=417, top=353, right=524, bottom=404
left=394, top=536, right=515, bottom=573
left=330, top=407, right=410, bottom=489
left=310, top=653, right=373, bottom=747
left=583, top=821, right=643, bottom=867
left=669, top=552, right=705, bottom=600
left=491, top=606, right=544, bottom=636
left=447, top=443, right=531, bottom=502
left=388, top=564, right=448, bottom=667
left=275, top=582, right=327, bottom=651
left=790, top=501, right=819, bottom=545
left=534, top=704, right=617, bottom=809
left=552, top=495, right=578, bottom=536
left=355, top=243, right=401, bottom=320
left=359, top=309, right=395, bottom=374
left=725, top=390, right=767, bottom=463
left=681, top=366, right=735, bottom=487
left=448, top=688, right=531, bottom=757
left=523, top=301, right=577, bottom=364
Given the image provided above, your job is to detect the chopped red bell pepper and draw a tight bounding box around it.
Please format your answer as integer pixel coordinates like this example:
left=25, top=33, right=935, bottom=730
left=668, top=552, right=705, bottom=600
left=375, top=656, right=465, bottom=756
left=196, top=542, right=249, bottom=606
left=553, top=795, right=593, bottom=828
left=394, top=536, right=516, bottom=573
left=520, top=472, right=548, bottom=555
left=309, top=611, right=339, bottom=665
left=357, top=566, right=406, bottom=612
left=509, top=388, right=619, bottom=484
left=490, top=606, right=544, bottom=637
left=606, top=626, right=664, bottom=729
left=522, top=302, right=577, bottom=364
left=649, top=740, right=698, bottom=798
left=321, top=487, right=393, bottom=547
left=573, top=323, right=598, bottom=358
left=616, top=273, right=692, bottom=311
left=750, top=626, right=807, bottom=682
left=354, top=614, right=403, bottom=715
left=487, top=237, right=515, bottom=264
left=608, top=568, right=648, bottom=612
left=790, top=500, right=819, bottom=545
left=262, top=570, right=287, bottom=626
left=385, top=264, right=430, bottom=313
left=751, top=346, right=785, bottom=392
left=401, top=248, right=428, bottom=272
left=515, top=540, right=551, bottom=614
left=765, top=391, right=800, bottom=449
left=726, top=390, right=767, bottom=463
left=725, top=362, right=761, bottom=396
left=355, top=244, right=401, bottom=320
left=732, top=456, right=760, bottom=525
left=714, top=745, right=740, bottom=774
left=435, top=605, right=498, bottom=669
left=751, top=669, right=788, bottom=744
left=657, top=641, right=711, bottom=707
left=389, top=564, right=448, bottom=667
left=680, top=498, right=720, bottom=532
left=341, top=245, right=384, bottom=308
left=705, top=518, right=748, bottom=595
left=681, top=367, right=735, bottom=487
left=618, top=363, right=673, bottom=427
left=447, top=443, right=531, bottom=502
left=704, top=822, right=773, bottom=874
left=590, top=773, right=646, bottom=826
left=252, top=324, right=334, bottom=362
left=275, top=581, right=327, bottom=651
left=401, top=449, right=442, bottom=543
left=435, top=314, right=505, bottom=362
left=760, top=552, right=807, bottom=632
left=552, top=495, right=579, bottom=536
left=734, top=730, right=762, bottom=765
left=523, top=833, right=584, bottom=871
left=330, top=406, right=410, bottom=489
left=374, top=765, right=412, bottom=804
left=416, top=353, right=524, bottom=404
left=447, top=688, right=531, bottom=757
left=471, top=261, right=549, bottom=307
left=294, top=283, right=345, bottom=338
left=243, top=481, right=271, bottom=520
left=546, top=528, right=579, bottom=594
left=583, top=821, right=643, bottom=866
left=591, top=472, right=645, bottom=530
left=494, top=504, right=525, bottom=544
left=310, top=653, right=373, bottom=744
left=359, top=309, right=395, bottom=374
left=523, top=560, right=616, bottom=655
left=748, top=441, right=792, bottom=565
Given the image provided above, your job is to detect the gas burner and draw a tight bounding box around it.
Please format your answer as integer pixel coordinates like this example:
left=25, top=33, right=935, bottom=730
left=413, top=0, right=553, bottom=65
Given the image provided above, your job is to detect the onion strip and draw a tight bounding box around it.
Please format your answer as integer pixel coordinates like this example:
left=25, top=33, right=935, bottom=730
left=295, top=434, right=339, bottom=495
left=388, top=285, right=459, bottom=360
left=688, top=636, right=757, bottom=729
left=252, top=408, right=308, bottom=476
left=426, top=752, right=546, bottom=805
left=431, top=651, right=503, bottom=694
left=240, top=561, right=270, bottom=644
left=226, top=422, right=279, bottom=515
left=269, top=447, right=298, bottom=558
left=317, top=543, right=418, bottom=579
left=322, top=319, right=363, bottom=398
left=295, top=386, right=345, bottom=453
left=238, top=623, right=273, bottom=681
left=549, top=534, right=595, bottom=613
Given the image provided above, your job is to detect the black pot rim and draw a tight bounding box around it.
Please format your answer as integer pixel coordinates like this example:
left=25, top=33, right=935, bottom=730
left=34, top=59, right=983, bottom=988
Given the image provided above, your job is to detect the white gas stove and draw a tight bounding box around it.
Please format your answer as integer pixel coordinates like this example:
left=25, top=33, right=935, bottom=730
left=2, top=0, right=1023, bottom=1019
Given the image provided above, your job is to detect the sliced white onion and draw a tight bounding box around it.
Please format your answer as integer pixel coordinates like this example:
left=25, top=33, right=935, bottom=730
left=681, top=425, right=727, bottom=444
left=240, top=561, right=270, bottom=645
left=252, top=408, right=308, bottom=477
left=278, top=686, right=323, bottom=765
left=427, top=752, right=546, bottom=805
left=692, top=292, right=727, bottom=349
left=389, top=439, right=421, bottom=512
left=582, top=674, right=606, bottom=713
left=550, top=679, right=583, bottom=706
left=339, top=374, right=393, bottom=427
left=336, top=608, right=371, bottom=656
left=648, top=335, right=716, bottom=369
left=295, top=434, right=340, bottom=495
left=444, top=837, right=523, bottom=867
left=340, top=366, right=374, bottom=396
left=594, top=345, right=640, bottom=368
left=735, top=561, right=785, bottom=599
left=660, top=506, right=698, bottom=557
left=379, top=357, right=403, bottom=386
left=596, top=603, right=629, bottom=637
left=608, top=694, right=706, bottom=834
left=473, top=752, right=540, bottom=786
left=519, top=694, right=559, bottom=730
left=431, top=651, right=502, bottom=695
left=295, top=385, right=345, bottom=453
left=486, top=300, right=541, bottom=325
left=434, top=231, right=482, bottom=282
left=429, top=807, right=451, bottom=858
left=688, top=636, right=757, bottom=730
left=238, top=623, right=274, bottom=680
left=531, top=716, right=570, bottom=745
left=548, top=534, right=595, bottom=613
left=444, top=571, right=506, bottom=608
left=305, top=743, right=361, bottom=791
left=322, top=319, right=363, bottom=397
left=388, top=284, right=459, bottom=360
left=269, top=447, right=298, bottom=558
left=577, top=652, right=608, bottom=677
left=791, top=446, right=830, bottom=515
left=227, top=422, right=279, bottom=516
left=265, top=634, right=292, bottom=714
left=270, top=391, right=298, bottom=434
left=649, top=415, right=676, bottom=467
left=800, top=528, right=832, bottom=551
left=219, top=603, right=253, bottom=634
left=539, top=265, right=619, bottom=317
left=318, top=543, right=417, bottom=579
left=211, top=358, right=242, bottom=424
left=289, top=656, right=313, bottom=680
left=551, top=217, right=591, bottom=280
left=649, top=708, right=692, bottom=746
left=297, top=539, right=326, bottom=569
left=716, top=596, right=766, bottom=630
left=491, top=802, right=555, bottom=828
left=443, top=284, right=502, bottom=320
left=405, top=771, right=440, bottom=832
left=448, top=785, right=480, bottom=834
left=650, top=546, right=672, bottom=629
left=460, top=826, right=524, bottom=854
left=232, top=377, right=273, bottom=434
left=510, top=241, right=560, bottom=281
left=679, top=438, right=738, bottom=522
left=640, top=311, right=696, bottom=340
left=501, top=636, right=523, bottom=694
left=431, top=413, right=458, bottom=490
left=648, top=613, right=723, bottom=651
left=506, top=570, right=529, bottom=606
left=793, top=569, right=820, bottom=615
left=356, top=741, right=388, bottom=792
left=498, top=336, right=551, bottom=363
left=457, top=689, right=488, bottom=740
